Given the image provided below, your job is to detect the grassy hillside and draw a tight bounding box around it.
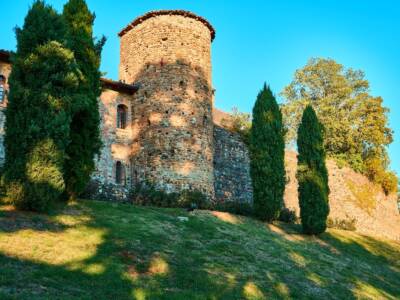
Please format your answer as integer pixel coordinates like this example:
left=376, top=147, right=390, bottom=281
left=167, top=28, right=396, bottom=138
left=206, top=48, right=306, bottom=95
left=0, top=200, right=399, bottom=299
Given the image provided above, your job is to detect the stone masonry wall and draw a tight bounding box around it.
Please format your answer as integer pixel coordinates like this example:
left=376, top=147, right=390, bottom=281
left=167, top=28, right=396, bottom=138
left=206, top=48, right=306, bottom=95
left=119, top=13, right=215, bottom=198
left=213, top=126, right=253, bottom=204
left=89, top=88, right=134, bottom=200
left=0, top=61, right=11, bottom=165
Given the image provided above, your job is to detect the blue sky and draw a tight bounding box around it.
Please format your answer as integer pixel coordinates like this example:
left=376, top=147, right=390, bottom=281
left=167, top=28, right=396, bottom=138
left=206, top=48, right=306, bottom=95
left=1, top=0, right=399, bottom=174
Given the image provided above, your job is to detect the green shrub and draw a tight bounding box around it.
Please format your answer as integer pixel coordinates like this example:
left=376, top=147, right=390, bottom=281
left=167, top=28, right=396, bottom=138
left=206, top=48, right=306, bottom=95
left=130, top=183, right=208, bottom=209
left=378, top=171, right=398, bottom=195
left=279, top=208, right=297, bottom=224
left=5, top=181, right=25, bottom=206
left=327, top=217, right=357, bottom=231
left=365, top=157, right=398, bottom=195
left=176, top=190, right=208, bottom=209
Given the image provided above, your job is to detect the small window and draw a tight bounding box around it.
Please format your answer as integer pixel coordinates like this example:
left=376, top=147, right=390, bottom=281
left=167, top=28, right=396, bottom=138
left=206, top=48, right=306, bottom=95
left=0, top=75, right=6, bottom=102
left=116, top=161, right=126, bottom=185
left=117, top=104, right=128, bottom=129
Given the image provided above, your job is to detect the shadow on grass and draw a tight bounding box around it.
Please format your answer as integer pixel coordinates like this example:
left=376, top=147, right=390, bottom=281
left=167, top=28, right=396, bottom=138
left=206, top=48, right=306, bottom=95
left=0, top=204, right=69, bottom=233
left=0, top=200, right=399, bottom=299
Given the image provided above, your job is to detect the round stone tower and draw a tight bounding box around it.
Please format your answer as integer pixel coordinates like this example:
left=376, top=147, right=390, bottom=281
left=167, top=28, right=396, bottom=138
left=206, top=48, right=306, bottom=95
left=118, top=10, right=215, bottom=198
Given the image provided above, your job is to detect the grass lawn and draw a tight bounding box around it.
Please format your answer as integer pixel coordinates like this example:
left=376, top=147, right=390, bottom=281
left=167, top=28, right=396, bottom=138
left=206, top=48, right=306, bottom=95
left=0, top=200, right=399, bottom=299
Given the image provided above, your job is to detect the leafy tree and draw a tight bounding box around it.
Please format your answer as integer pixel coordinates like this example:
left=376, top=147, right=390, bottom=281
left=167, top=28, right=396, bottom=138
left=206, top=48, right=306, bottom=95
left=281, top=58, right=396, bottom=193
left=62, top=0, right=105, bottom=199
left=250, top=84, right=285, bottom=222
left=222, top=107, right=252, bottom=144
left=297, top=105, right=330, bottom=234
left=3, top=1, right=80, bottom=211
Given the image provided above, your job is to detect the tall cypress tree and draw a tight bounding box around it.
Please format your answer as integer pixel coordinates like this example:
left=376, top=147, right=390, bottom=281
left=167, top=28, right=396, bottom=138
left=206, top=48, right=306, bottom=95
left=62, top=0, right=105, bottom=199
left=3, top=1, right=80, bottom=211
left=250, top=84, right=286, bottom=221
left=297, top=105, right=330, bottom=234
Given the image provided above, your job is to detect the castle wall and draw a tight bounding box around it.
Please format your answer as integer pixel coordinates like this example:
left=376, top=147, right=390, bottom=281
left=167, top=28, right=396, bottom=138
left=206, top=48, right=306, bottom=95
left=0, top=61, right=11, bottom=165
left=119, top=13, right=215, bottom=198
left=88, top=88, right=134, bottom=201
left=213, top=126, right=253, bottom=204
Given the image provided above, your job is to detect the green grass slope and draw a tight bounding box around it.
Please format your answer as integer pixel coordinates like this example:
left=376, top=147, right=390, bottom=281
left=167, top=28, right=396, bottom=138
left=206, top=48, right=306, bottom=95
left=0, top=200, right=399, bottom=299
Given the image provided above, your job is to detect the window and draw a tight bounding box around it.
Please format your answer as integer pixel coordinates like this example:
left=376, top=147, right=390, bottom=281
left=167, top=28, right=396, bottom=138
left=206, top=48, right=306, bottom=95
left=117, top=104, right=128, bottom=129
left=116, top=161, right=125, bottom=185
left=0, top=75, right=5, bottom=102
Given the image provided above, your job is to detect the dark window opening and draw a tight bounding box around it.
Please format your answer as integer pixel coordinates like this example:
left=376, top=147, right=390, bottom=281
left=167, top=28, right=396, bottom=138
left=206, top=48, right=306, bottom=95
left=116, top=161, right=126, bottom=185
left=203, top=115, right=208, bottom=124
left=117, top=104, right=128, bottom=129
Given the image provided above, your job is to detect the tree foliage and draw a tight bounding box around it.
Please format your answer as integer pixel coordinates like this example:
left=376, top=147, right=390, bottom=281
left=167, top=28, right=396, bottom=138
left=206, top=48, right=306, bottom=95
left=3, top=1, right=81, bottom=211
left=297, top=105, right=330, bottom=235
left=281, top=58, right=396, bottom=194
left=222, top=107, right=252, bottom=144
left=62, top=0, right=105, bottom=199
left=250, top=84, right=286, bottom=222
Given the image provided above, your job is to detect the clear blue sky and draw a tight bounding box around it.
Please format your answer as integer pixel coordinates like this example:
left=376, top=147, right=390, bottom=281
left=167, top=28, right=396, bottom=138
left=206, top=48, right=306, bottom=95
left=1, top=0, right=399, bottom=174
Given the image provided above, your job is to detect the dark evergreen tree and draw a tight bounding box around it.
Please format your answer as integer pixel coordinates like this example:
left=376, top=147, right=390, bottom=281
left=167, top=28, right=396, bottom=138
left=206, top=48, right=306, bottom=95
left=62, top=0, right=105, bottom=199
left=297, top=105, right=330, bottom=234
left=250, top=84, right=286, bottom=221
left=3, top=1, right=80, bottom=211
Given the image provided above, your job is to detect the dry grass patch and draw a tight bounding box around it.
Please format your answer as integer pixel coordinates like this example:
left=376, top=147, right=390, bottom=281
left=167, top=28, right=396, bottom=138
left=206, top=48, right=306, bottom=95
left=211, top=211, right=242, bottom=224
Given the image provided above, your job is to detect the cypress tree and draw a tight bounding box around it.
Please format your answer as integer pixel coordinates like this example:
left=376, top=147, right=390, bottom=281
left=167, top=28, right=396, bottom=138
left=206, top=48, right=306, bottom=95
left=297, top=105, right=330, bottom=234
left=250, top=84, right=286, bottom=221
left=62, top=0, right=105, bottom=199
left=3, top=1, right=81, bottom=211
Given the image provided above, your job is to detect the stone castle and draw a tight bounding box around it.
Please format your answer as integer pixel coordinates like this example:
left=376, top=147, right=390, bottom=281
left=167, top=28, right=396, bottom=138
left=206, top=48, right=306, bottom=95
left=1, top=10, right=399, bottom=239
left=0, top=10, right=253, bottom=203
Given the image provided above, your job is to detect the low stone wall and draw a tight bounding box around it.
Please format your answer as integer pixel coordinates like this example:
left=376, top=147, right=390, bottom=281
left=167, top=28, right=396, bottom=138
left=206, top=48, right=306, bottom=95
left=83, top=180, right=130, bottom=203
left=213, top=125, right=253, bottom=204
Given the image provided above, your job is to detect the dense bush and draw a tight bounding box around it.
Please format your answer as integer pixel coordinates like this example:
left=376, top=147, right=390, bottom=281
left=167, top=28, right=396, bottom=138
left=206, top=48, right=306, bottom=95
left=250, top=84, right=286, bottom=222
left=327, top=217, right=357, bottom=231
left=278, top=208, right=297, bottom=224
left=130, top=183, right=208, bottom=209
left=130, top=183, right=255, bottom=216
left=379, top=172, right=398, bottom=195
left=365, top=157, right=398, bottom=195
left=297, top=105, right=330, bottom=235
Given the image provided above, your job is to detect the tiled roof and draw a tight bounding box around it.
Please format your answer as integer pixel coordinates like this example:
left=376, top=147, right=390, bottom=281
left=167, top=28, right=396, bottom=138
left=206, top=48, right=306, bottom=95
left=100, top=78, right=138, bottom=94
left=0, top=50, right=12, bottom=63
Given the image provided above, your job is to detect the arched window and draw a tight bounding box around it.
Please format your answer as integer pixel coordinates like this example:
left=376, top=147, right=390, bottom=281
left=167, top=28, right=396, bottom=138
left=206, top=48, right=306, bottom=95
left=0, top=75, right=6, bottom=102
left=117, top=104, right=128, bottom=129
left=115, top=161, right=126, bottom=185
